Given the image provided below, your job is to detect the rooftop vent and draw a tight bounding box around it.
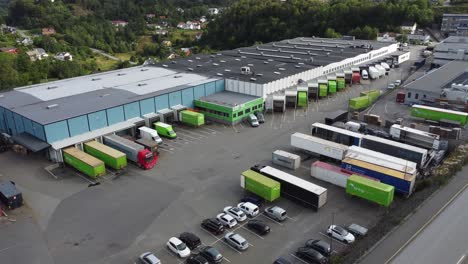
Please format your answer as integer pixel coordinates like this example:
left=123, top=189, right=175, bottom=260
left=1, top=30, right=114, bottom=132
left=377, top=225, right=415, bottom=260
left=0, top=95, right=4, bottom=98
left=279, top=68, right=286, bottom=71
left=47, top=104, right=58, bottom=109
left=241, top=56, right=246, bottom=59
left=188, top=60, right=194, bottom=62
left=138, top=83, right=147, bottom=86
left=210, top=55, right=215, bottom=58
left=268, top=59, right=274, bottom=62
left=140, top=69, right=149, bottom=72
left=162, top=64, right=168, bottom=68
left=224, top=69, right=231, bottom=72
left=250, top=78, right=257, bottom=82
left=188, top=68, right=194, bottom=71
left=264, top=61, right=269, bottom=64
left=213, top=63, right=219, bottom=66
left=298, top=62, right=304, bottom=65
left=235, top=58, right=241, bottom=61
left=295, top=65, right=301, bottom=68
left=197, top=65, right=202, bottom=67
left=92, top=78, right=101, bottom=81
left=247, top=63, right=254, bottom=66
left=117, top=73, right=126, bottom=76
left=216, top=73, right=223, bottom=76
left=196, top=57, right=201, bottom=60
left=217, top=53, right=222, bottom=56
left=274, top=72, right=281, bottom=75
left=47, top=86, right=58, bottom=90
left=220, top=60, right=226, bottom=63
left=100, top=93, right=110, bottom=97
left=256, top=73, right=263, bottom=77
left=174, top=75, right=182, bottom=78
left=171, top=61, right=176, bottom=64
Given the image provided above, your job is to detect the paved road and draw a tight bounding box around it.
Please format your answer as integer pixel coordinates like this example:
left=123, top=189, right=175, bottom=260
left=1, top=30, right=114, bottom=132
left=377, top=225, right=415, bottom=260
left=90, top=48, right=137, bottom=65
left=390, top=186, right=468, bottom=264
left=358, top=166, right=468, bottom=264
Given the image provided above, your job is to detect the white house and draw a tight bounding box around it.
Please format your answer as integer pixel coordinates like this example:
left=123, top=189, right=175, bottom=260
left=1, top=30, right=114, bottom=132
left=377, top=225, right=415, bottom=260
left=27, top=48, right=49, bottom=61
left=55, top=52, right=73, bottom=61
left=401, top=22, right=417, bottom=34
left=208, top=8, right=219, bottom=15
left=377, top=32, right=397, bottom=42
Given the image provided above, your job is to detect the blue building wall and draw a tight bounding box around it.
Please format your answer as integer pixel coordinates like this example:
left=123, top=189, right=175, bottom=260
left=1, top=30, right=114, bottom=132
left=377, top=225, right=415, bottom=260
left=1, top=80, right=225, bottom=143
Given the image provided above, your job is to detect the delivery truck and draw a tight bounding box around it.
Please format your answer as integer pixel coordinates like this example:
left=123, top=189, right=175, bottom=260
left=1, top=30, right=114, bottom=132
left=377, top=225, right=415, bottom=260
left=103, top=135, right=156, bottom=170
left=291, top=132, right=348, bottom=161
left=327, top=76, right=337, bottom=94
left=351, top=67, right=361, bottom=84
left=63, top=147, right=106, bottom=178
left=83, top=141, right=127, bottom=170
left=346, top=175, right=394, bottom=207
left=179, top=110, right=205, bottom=127
left=139, top=127, right=163, bottom=144
left=240, top=170, right=281, bottom=202
left=252, top=165, right=327, bottom=210
left=154, top=122, right=177, bottom=139
left=368, top=66, right=379, bottom=79
left=411, top=105, right=468, bottom=126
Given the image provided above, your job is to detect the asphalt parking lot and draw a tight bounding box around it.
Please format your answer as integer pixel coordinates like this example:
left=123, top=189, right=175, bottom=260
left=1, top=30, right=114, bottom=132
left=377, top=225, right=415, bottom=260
left=0, top=46, right=426, bottom=264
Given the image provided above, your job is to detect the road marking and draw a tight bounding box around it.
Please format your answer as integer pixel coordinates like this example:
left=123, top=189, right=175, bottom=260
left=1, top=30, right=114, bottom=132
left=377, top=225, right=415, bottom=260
left=385, top=183, right=468, bottom=264
left=75, top=172, right=96, bottom=184
left=199, top=127, right=222, bottom=134
left=457, top=254, right=466, bottom=264
left=158, top=148, right=175, bottom=154
left=318, top=232, right=347, bottom=246
left=290, top=253, right=309, bottom=264
left=219, top=239, right=242, bottom=254
left=175, top=128, right=207, bottom=138
left=200, top=227, right=222, bottom=242
left=165, top=247, right=177, bottom=257
left=286, top=216, right=297, bottom=222
left=223, top=257, right=231, bottom=262
left=385, top=103, right=388, bottom=114
left=176, top=133, right=202, bottom=141
left=240, top=226, right=265, bottom=239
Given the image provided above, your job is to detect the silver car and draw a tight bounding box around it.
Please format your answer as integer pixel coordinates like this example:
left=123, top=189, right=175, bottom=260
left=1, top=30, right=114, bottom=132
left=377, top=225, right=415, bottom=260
left=224, top=232, right=249, bottom=251
left=264, top=206, right=287, bottom=222
left=139, top=252, right=161, bottom=264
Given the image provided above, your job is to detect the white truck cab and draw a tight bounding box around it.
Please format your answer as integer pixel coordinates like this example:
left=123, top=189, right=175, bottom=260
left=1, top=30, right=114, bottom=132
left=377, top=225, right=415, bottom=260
left=138, top=127, right=163, bottom=144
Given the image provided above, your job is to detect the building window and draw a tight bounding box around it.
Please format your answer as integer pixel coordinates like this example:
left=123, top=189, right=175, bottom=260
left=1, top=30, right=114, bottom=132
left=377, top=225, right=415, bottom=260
left=233, top=113, right=237, bottom=118
left=408, top=92, right=412, bottom=98
left=423, top=94, right=426, bottom=98
left=415, top=93, right=419, bottom=99
left=245, top=108, right=251, bottom=113
left=238, top=111, right=243, bottom=116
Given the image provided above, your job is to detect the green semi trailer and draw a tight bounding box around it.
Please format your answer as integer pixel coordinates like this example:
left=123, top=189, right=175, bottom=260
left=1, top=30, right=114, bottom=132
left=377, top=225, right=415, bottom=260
left=349, top=96, right=371, bottom=110
left=63, top=147, right=106, bottom=178
left=84, top=141, right=127, bottom=170
left=328, top=80, right=337, bottom=94
left=240, top=170, right=280, bottom=202
left=360, top=90, right=380, bottom=103
left=336, top=74, right=345, bottom=90
left=297, top=86, right=308, bottom=107
left=180, top=110, right=205, bottom=127
left=346, top=175, right=394, bottom=207
left=318, top=80, right=328, bottom=97
left=411, top=105, right=468, bottom=126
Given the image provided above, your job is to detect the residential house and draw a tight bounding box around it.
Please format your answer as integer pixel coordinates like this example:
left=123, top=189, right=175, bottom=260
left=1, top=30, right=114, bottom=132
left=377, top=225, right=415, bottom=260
left=147, top=24, right=161, bottom=30
left=1, top=25, right=16, bottom=34
left=111, top=20, right=129, bottom=27
left=208, top=8, right=219, bottom=15
left=407, top=32, right=431, bottom=44
left=377, top=32, right=397, bottom=42
left=162, top=40, right=172, bottom=47
left=42, top=27, right=56, bottom=36
left=200, top=16, right=207, bottom=23
left=16, top=37, right=33, bottom=46
left=441, top=14, right=468, bottom=37
left=155, top=30, right=168, bottom=36
left=55, top=52, right=73, bottom=61
left=146, top=13, right=156, bottom=19
left=26, top=48, right=49, bottom=61
left=178, top=21, right=201, bottom=30
left=401, top=22, right=417, bottom=34
left=0, top=47, right=18, bottom=54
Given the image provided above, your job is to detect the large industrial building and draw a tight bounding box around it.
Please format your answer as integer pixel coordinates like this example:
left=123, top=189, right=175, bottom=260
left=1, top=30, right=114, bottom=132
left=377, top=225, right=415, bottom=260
left=433, top=36, right=468, bottom=66
left=0, top=37, right=399, bottom=160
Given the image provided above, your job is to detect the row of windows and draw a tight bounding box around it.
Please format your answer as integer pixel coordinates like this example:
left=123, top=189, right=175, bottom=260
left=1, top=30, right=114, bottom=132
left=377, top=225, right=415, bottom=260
left=197, top=107, right=230, bottom=118
left=407, top=92, right=427, bottom=100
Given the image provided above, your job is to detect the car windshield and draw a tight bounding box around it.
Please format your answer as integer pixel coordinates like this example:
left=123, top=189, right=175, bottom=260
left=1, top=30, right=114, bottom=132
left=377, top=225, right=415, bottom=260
left=335, top=226, right=348, bottom=235
left=176, top=242, right=187, bottom=251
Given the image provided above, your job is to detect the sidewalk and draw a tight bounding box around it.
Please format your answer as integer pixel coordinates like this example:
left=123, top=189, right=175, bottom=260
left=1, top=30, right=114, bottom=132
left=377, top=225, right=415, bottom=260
left=357, top=165, right=468, bottom=264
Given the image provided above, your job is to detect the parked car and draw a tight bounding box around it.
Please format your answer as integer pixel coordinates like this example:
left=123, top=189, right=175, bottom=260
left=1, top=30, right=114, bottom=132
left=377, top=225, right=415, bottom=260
left=326, top=225, right=355, bottom=244
left=139, top=252, right=161, bottom=264
left=240, top=196, right=263, bottom=207
left=167, top=237, right=191, bottom=258
left=255, top=112, right=265, bottom=123
left=264, top=206, right=287, bottom=222
left=387, top=83, right=395, bottom=89
left=237, top=202, right=259, bottom=217
left=179, top=232, right=201, bottom=250
left=248, top=114, right=259, bottom=127
left=186, top=254, right=209, bottom=264
left=216, top=213, right=237, bottom=228
left=305, top=239, right=331, bottom=257
left=223, top=206, right=247, bottom=222
left=273, top=257, right=292, bottom=264
left=246, top=220, right=270, bottom=235
left=201, top=218, right=225, bottom=235
left=296, top=247, right=328, bottom=264
left=346, top=223, right=368, bottom=238
left=199, top=246, right=223, bottom=263
left=224, top=232, right=249, bottom=251
left=394, top=80, right=402, bottom=86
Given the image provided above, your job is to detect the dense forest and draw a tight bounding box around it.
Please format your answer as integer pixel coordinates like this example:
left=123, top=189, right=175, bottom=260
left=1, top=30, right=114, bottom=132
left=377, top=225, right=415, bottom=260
left=202, top=0, right=436, bottom=49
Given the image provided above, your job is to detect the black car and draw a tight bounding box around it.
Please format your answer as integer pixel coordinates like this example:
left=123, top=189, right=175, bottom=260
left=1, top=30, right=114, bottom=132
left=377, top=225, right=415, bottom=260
left=180, top=232, right=201, bottom=250
left=273, top=257, right=292, bottom=264
left=186, top=254, right=209, bottom=264
left=199, top=246, right=223, bottom=264
left=246, top=220, right=270, bottom=235
left=255, top=112, right=265, bottom=123
left=240, top=196, right=263, bottom=207
left=305, top=239, right=331, bottom=257
left=201, top=218, right=225, bottom=235
left=296, top=247, right=328, bottom=264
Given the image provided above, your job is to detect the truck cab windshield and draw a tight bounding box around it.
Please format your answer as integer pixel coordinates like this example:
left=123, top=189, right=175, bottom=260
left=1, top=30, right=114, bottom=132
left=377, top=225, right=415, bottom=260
left=145, top=153, right=154, bottom=163
left=169, top=131, right=176, bottom=136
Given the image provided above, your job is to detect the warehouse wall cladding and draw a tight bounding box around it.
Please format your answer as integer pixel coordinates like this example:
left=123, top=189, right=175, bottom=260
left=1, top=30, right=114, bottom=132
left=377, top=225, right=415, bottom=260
left=0, top=36, right=399, bottom=157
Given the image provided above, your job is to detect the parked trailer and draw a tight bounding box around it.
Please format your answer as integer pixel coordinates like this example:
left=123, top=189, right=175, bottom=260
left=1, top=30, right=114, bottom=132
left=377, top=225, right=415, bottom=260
left=349, top=96, right=371, bottom=110
left=351, top=67, right=361, bottom=84
left=375, top=64, right=386, bottom=77
left=297, top=86, right=308, bottom=107
left=344, top=70, right=352, bottom=85
left=311, top=161, right=354, bottom=188
left=308, top=82, right=319, bottom=99
left=346, top=175, right=394, bottom=207
left=63, top=147, right=106, bottom=178
left=342, top=158, right=415, bottom=196
left=272, top=150, right=301, bottom=170
left=318, top=79, right=328, bottom=97
left=390, top=124, right=441, bottom=150
left=324, top=110, right=348, bottom=125
left=311, top=122, right=363, bottom=146
left=252, top=165, right=327, bottom=210
left=83, top=141, right=127, bottom=170
left=291, top=133, right=348, bottom=161
left=285, top=90, right=297, bottom=108
left=347, top=146, right=417, bottom=174
left=411, top=105, right=468, bottom=126
left=180, top=110, right=205, bottom=127
left=368, top=66, right=379, bottom=79
left=135, top=138, right=159, bottom=155
left=240, top=170, right=280, bottom=202
left=327, top=76, right=337, bottom=94
left=360, top=90, right=380, bottom=103
left=360, top=135, right=428, bottom=168
left=273, top=95, right=286, bottom=112
left=345, top=152, right=417, bottom=179
left=336, top=73, right=345, bottom=90
left=103, top=134, right=156, bottom=170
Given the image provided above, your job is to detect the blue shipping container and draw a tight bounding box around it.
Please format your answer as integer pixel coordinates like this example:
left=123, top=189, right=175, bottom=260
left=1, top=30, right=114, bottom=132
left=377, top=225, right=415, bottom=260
left=341, top=161, right=413, bottom=195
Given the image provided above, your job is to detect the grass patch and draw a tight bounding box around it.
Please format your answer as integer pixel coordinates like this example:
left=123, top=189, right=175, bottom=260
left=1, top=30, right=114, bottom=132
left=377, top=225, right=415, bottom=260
left=93, top=55, right=117, bottom=71
left=114, top=52, right=134, bottom=61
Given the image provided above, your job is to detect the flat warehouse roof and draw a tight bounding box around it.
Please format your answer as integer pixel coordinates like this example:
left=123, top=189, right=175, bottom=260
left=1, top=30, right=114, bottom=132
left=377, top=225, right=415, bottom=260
left=197, top=91, right=261, bottom=108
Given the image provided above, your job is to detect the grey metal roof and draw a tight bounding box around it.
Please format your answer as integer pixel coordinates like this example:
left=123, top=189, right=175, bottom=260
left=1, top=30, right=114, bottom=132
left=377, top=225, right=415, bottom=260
left=404, top=60, right=468, bottom=93
left=11, top=132, right=50, bottom=152
left=197, top=91, right=260, bottom=108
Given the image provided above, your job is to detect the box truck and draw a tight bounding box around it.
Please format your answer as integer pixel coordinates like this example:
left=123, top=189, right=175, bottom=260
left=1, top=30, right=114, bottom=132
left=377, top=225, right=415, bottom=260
left=180, top=110, right=205, bottom=127
left=291, top=132, right=348, bottom=161
left=240, top=170, right=281, bottom=202
left=103, top=135, right=156, bottom=170
left=327, top=77, right=337, bottom=94
left=0, top=181, right=23, bottom=210
left=368, top=66, right=379, bottom=79
left=139, top=127, right=163, bottom=144
left=318, top=79, right=328, bottom=97
left=346, top=175, right=394, bottom=207
left=83, top=141, right=127, bottom=170
left=336, top=73, right=345, bottom=90
left=63, top=147, right=106, bottom=178
left=154, top=122, right=177, bottom=138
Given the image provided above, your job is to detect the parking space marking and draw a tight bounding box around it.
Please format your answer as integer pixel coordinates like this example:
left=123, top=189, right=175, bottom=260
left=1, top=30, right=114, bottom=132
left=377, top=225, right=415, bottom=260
left=200, top=227, right=222, bottom=242
left=290, top=253, right=309, bottom=264
left=198, top=127, right=222, bottom=135
left=74, top=172, right=96, bottom=184
left=165, top=247, right=178, bottom=257
left=240, top=226, right=265, bottom=239
left=158, top=147, right=175, bottom=154
left=177, top=133, right=202, bottom=141
left=285, top=216, right=296, bottom=222
left=318, top=232, right=348, bottom=246
left=259, top=213, right=284, bottom=226
left=175, top=128, right=208, bottom=138
left=223, top=257, right=231, bottom=262
left=219, top=239, right=242, bottom=254
left=161, top=142, right=181, bottom=149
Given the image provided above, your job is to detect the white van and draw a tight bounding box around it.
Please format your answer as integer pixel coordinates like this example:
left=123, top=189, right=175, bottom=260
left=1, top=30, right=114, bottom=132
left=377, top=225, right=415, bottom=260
left=138, top=127, right=163, bottom=144
left=361, top=70, right=369, bottom=80
left=248, top=114, right=259, bottom=127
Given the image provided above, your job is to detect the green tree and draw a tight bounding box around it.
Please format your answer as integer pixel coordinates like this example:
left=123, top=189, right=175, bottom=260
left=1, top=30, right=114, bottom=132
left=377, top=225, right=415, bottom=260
left=324, top=28, right=341, bottom=38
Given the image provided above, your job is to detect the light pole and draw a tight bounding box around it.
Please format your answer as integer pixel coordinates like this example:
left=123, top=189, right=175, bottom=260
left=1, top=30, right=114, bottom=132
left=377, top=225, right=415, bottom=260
left=329, top=212, right=335, bottom=263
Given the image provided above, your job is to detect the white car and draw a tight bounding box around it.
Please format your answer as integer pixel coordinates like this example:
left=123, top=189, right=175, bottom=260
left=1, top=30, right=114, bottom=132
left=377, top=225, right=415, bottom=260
left=216, top=213, right=237, bottom=228
left=166, top=237, right=191, bottom=258
left=326, top=225, right=355, bottom=244
left=237, top=202, right=259, bottom=217
left=224, top=206, right=247, bottom=222
left=387, top=83, right=395, bottom=89
left=394, top=80, right=402, bottom=86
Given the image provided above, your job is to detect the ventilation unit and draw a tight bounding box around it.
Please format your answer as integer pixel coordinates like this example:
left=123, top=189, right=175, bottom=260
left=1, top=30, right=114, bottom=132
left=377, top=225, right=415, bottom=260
left=47, top=104, right=58, bottom=109
left=138, top=83, right=147, bottom=86
left=47, top=86, right=58, bottom=90
left=92, top=78, right=101, bottom=81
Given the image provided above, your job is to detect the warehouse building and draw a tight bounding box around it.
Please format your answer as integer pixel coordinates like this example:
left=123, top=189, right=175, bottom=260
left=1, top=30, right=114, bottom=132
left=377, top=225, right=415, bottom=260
left=403, top=60, right=468, bottom=105
left=433, top=36, right=468, bottom=66
left=441, top=14, right=468, bottom=37
left=0, top=36, right=399, bottom=159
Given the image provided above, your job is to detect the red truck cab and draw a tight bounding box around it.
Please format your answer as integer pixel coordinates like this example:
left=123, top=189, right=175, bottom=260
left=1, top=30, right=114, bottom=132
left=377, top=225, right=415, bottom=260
left=138, top=149, right=157, bottom=170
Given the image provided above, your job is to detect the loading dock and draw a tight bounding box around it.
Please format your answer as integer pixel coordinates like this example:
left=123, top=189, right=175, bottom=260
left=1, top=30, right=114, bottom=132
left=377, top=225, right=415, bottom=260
left=170, top=104, right=187, bottom=122
left=285, top=90, right=297, bottom=108
left=157, top=108, right=175, bottom=124
left=273, top=95, right=286, bottom=113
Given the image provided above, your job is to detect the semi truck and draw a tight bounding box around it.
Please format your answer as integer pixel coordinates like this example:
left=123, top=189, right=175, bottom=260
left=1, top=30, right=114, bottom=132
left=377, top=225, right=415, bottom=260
left=154, top=122, right=177, bottom=138
left=375, top=64, right=386, bottom=77
left=351, top=67, right=361, bottom=84
left=307, top=82, right=319, bottom=99
left=291, top=132, right=348, bottom=161
left=311, top=161, right=354, bottom=188
left=368, top=66, right=379, bottom=79
left=344, top=70, right=352, bottom=85
left=252, top=165, right=327, bottom=210
left=63, top=147, right=106, bottom=178
left=311, top=122, right=363, bottom=146
left=83, top=141, right=127, bottom=170
left=135, top=138, right=159, bottom=155
left=389, top=124, right=442, bottom=150
left=349, top=96, right=371, bottom=111
left=411, top=105, right=468, bottom=126
left=360, top=135, right=428, bottom=168
left=341, top=157, right=415, bottom=196
left=180, top=110, right=205, bottom=127
left=138, top=127, right=163, bottom=144
left=346, top=175, right=394, bottom=207
left=240, top=170, right=281, bottom=202
left=360, top=90, right=380, bottom=103
left=103, top=134, right=156, bottom=170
